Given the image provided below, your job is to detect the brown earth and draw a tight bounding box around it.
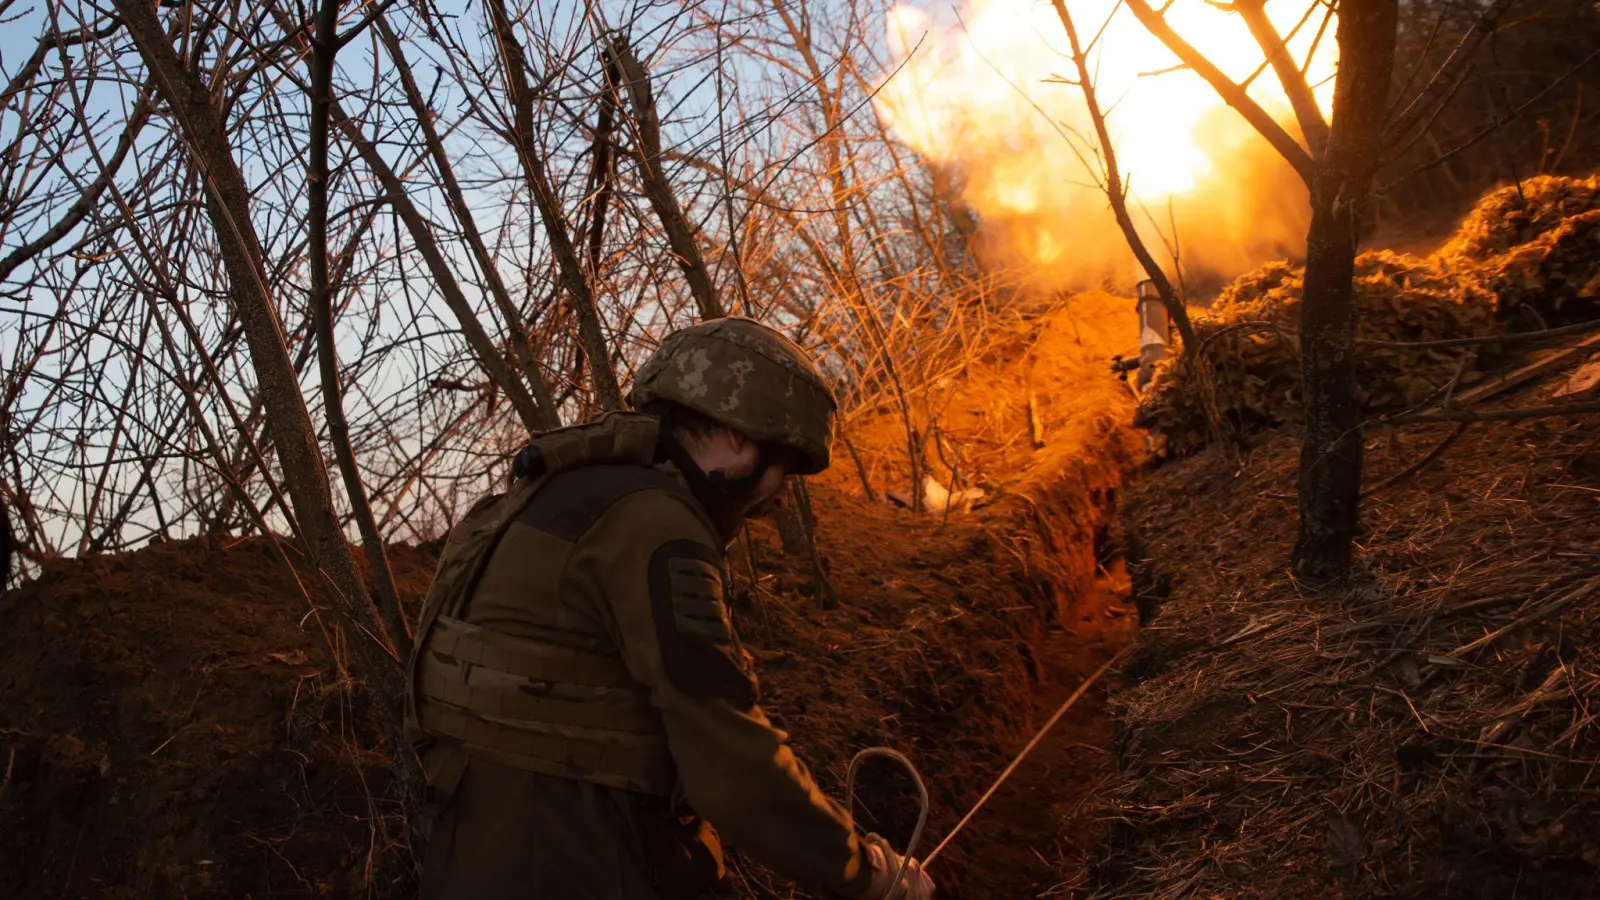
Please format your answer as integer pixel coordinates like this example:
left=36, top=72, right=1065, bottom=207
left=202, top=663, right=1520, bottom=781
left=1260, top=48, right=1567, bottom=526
left=1098, top=371, right=1600, bottom=898
left=0, top=298, right=1145, bottom=899
left=0, top=535, right=440, bottom=898
left=727, top=477, right=1135, bottom=899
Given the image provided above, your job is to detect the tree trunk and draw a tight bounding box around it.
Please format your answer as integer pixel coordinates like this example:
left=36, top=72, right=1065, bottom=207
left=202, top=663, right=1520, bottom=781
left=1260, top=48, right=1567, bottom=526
left=609, top=39, right=726, bottom=321
left=773, top=478, right=836, bottom=609
left=1291, top=0, right=1398, bottom=581
left=309, top=0, right=411, bottom=660
left=485, top=0, right=624, bottom=411
left=114, top=0, right=421, bottom=807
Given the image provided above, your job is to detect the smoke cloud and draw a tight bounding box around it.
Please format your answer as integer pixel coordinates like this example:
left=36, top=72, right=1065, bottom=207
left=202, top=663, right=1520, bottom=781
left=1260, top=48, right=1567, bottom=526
left=876, top=0, right=1337, bottom=293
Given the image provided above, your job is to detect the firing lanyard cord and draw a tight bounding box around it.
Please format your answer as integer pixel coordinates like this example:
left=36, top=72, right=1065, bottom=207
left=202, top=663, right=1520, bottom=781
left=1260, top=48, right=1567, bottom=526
left=845, top=647, right=1127, bottom=890
left=845, top=747, right=929, bottom=898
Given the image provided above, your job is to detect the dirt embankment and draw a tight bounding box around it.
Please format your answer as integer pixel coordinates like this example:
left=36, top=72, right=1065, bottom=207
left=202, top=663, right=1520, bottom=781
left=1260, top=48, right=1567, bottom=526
left=1100, top=381, right=1600, bottom=899
left=1086, top=174, right=1600, bottom=899
left=0, top=537, right=441, bottom=898
left=0, top=298, right=1147, bottom=899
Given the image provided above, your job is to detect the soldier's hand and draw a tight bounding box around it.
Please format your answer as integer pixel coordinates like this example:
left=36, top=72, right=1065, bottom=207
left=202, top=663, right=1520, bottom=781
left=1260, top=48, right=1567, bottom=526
left=858, top=834, right=936, bottom=900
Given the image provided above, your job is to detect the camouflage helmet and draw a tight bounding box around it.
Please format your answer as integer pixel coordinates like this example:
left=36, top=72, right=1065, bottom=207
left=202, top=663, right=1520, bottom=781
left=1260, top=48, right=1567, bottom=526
left=629, top=317, right=837, bottom=474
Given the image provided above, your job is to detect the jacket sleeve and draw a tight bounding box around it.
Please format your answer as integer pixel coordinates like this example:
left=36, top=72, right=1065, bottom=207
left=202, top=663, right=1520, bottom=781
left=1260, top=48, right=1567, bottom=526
left=571, top=489, right=874, bottom=899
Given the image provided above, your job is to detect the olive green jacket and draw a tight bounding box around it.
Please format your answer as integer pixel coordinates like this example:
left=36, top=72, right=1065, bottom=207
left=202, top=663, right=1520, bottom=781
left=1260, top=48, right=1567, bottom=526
left=416, top=429, right=871, bottom=899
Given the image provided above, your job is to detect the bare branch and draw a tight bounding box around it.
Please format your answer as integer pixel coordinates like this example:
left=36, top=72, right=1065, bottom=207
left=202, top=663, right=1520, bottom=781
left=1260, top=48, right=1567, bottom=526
left=485, top=0, right=623, bottom=410
left=1122, top=0, right=1316, bottom=184
left=1236, top=0, right=1330, bottom=157
left=1383, top=0, right=1516, bottom=149
left=372, top=11, right=560, bottom=430
left=610, top=36, right=726, bottom=321
left=1052, top=0, right=1197, bottom=351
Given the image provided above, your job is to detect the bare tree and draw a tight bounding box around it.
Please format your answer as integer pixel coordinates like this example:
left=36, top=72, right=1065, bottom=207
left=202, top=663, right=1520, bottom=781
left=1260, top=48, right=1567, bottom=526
left=1122, top=0, right=1398, bottom=580
left=1050, top=0, right=1198, bottom=354
left=110, top=0, right=422, bottom=804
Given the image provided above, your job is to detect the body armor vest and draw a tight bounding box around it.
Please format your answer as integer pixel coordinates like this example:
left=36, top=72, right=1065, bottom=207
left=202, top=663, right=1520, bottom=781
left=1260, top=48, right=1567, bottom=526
left=405, top=413, right=678, bottom=796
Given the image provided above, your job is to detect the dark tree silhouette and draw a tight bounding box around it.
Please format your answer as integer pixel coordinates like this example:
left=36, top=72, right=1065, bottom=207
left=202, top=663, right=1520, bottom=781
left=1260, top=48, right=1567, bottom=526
left=1122, top=0, right=1402, bottom=581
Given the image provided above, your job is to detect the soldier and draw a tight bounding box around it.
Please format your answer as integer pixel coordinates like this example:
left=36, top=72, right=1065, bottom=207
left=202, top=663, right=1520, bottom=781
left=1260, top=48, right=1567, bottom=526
left=408, top=317, right=936, bottom=900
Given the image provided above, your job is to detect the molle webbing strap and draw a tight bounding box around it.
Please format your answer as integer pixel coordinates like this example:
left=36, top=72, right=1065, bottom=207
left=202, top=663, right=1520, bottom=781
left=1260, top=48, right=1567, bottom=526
left=414, top=701, right=676, bottom=796
left=424, top=615, right=639, bottom=693
left=417, top=665, right=660, bottom=735
left=417, top=617, right=662, bottom=736
left=415, top=619, right=675, bottom=795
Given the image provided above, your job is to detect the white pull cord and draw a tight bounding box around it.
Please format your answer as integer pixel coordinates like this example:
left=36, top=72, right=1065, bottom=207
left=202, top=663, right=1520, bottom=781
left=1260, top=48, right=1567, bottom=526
left=846, top=746, right=929, bottom=899
left=845, top=647, right=1126, bottom=890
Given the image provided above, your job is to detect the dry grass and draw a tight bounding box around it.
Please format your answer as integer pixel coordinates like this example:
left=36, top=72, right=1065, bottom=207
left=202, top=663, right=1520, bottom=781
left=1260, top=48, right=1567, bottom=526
left=1090, top=377, right=1600, bottom=898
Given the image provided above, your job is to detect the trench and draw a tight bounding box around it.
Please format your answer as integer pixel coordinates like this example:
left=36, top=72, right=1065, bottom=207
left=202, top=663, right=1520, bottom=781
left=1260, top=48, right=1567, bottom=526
left=948, top=579, right=1133, bottom=896
left=936, top=484, right=1138, bottom=899
left=0, top=304, right=1147, bottom=898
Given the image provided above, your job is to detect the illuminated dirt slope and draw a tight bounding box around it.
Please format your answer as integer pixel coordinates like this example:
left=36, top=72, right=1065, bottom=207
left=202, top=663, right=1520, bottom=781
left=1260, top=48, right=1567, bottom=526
left=0, top=296, right=1149, bottom=899
left=743, top=294, right=1150, bottom=898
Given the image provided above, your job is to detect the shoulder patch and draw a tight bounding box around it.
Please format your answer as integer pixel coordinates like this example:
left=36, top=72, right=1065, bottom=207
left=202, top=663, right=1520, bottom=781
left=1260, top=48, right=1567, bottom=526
left=648, top=540, right=756, bottom=705
left=668, top=557, right=730, bottom=641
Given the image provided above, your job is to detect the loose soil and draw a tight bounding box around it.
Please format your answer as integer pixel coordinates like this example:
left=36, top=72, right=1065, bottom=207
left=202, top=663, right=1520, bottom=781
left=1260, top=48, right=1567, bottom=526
left=945, top=568, right=1132, bottom=899
left=0, top=536, right=440, bottom=898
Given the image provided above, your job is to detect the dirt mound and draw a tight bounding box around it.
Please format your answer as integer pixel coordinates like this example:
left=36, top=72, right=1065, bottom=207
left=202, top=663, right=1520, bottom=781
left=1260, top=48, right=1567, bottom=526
left=832, top=291, right=1140, bottom=500
left=0, top=536, right=439, bottom=898
left=1096, top=380, right=1600, bottom=898
left=1439, top=174, right=1600, bottom=329
left=1138, top=251, right=1499, bottom=455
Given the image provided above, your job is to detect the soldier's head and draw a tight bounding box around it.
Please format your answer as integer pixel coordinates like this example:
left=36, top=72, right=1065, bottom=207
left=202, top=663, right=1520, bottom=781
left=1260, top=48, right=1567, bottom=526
left=630, top=317, right=836, bottom=522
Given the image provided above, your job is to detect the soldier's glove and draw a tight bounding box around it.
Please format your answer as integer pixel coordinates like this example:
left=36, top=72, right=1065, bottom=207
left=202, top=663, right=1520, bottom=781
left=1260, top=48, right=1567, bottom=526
left=856, top=833, right=936, bottom=900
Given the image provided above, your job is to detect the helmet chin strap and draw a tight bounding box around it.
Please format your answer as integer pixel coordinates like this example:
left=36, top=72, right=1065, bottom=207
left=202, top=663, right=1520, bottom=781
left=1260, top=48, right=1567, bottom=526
left=657, top=432, right=772, bottom=542
left=706, top=444, right=782, bottom=503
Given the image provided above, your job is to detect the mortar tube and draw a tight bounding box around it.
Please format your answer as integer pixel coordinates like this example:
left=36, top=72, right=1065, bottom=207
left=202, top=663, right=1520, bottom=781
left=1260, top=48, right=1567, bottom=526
left=1135, top=279, right=1170, bottom=390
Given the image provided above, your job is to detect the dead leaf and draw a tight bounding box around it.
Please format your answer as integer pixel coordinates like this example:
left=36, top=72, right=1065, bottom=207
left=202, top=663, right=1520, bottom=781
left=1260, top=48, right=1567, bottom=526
left=1557, top=357, right=1600, bottom=397
left=1324, top=812, right=1367, bottom=871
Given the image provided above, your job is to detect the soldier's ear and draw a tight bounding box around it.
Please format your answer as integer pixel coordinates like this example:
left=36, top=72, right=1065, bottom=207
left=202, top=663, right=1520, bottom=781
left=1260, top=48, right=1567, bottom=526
left=724, top=427, right=757, bottom=455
